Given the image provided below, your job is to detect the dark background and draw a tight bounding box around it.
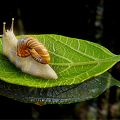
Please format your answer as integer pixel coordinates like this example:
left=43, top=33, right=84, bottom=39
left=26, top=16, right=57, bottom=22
left=0, top=1, right=98, bottom=39
left=0, top=0, right=120, bottom=119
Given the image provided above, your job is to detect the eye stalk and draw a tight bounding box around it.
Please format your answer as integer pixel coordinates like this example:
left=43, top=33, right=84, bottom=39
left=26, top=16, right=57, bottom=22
left=10, top=18, right=14, bottom=31
left=3, top=22, right=6, bottom=33
left=3, top=18, right=14, bottom=34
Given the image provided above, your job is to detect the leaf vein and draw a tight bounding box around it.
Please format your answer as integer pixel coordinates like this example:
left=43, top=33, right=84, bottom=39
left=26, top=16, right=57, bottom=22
left=49, top=51, right=72, bottom=63
left=48, top=35, right=97, bottom=60
left=59, top=66, right=71, bottom=74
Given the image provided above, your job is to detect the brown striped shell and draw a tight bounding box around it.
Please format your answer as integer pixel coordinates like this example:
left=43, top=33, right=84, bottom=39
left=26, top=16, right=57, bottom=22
left=17, top=37, right=50, bottom=64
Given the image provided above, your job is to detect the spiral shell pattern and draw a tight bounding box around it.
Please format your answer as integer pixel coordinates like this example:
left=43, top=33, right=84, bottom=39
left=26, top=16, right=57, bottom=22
left=17, top=37, right=50, bottom=64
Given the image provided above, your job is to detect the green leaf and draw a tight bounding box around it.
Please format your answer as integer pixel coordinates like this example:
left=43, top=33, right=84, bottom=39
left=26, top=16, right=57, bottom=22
left=0, top=34, right=120, bottom=88
left=0, top=72, right=120, bottom=104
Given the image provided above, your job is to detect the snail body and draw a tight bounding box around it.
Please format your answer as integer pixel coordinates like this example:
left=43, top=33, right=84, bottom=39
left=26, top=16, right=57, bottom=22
left=2, top=18, right=58, bottom=79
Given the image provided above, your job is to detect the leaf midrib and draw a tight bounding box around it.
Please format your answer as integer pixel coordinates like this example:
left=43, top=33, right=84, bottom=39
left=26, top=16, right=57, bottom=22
left=51, top=55, right=120, bottom=66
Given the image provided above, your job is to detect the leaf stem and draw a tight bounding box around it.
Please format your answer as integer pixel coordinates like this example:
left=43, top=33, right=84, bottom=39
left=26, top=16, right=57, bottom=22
left=112, top=79, right=120, bottom=87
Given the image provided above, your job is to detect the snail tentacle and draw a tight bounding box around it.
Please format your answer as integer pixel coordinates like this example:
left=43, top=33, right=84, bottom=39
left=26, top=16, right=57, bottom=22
left=3, top=22, right=6, bottom=34
left=10, top=18, right=14, bottom=31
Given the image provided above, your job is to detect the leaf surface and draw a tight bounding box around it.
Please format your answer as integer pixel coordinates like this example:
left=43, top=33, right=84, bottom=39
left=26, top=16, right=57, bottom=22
left=0, top=34, right=120, bottom=88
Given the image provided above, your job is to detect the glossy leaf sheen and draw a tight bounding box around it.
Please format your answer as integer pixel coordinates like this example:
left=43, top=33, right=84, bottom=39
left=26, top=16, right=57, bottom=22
left=0, top=34, right=120, bottom=88
left=0, top=72, right=120, bottom=104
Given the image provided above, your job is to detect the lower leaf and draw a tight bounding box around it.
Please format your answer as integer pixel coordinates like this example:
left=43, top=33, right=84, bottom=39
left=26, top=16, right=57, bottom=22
left=0, top=72, right=119, bottom=104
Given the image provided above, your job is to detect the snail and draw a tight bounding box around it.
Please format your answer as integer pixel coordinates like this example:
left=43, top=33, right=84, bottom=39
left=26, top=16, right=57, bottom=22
left=2, top=18, right=58, bottom=79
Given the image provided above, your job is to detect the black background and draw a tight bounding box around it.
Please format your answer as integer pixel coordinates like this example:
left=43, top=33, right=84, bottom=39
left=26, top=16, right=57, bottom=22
left=0, top=0, right=120, bottom=119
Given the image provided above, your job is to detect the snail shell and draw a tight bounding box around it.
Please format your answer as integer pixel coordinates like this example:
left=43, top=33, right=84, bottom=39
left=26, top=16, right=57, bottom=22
left=17, top=37, right=50, bottom=64
left=2, top=18, right=58, bottom=79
